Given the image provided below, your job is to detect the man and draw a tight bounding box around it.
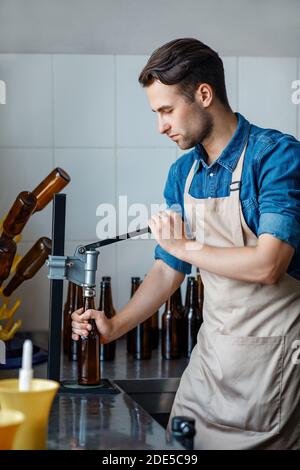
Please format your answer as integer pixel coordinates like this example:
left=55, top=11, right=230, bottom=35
left=72, top=38, right=300, bottom=449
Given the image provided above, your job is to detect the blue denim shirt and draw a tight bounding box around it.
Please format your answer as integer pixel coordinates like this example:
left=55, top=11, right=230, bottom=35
left=155, top=112, right=300, bottom=280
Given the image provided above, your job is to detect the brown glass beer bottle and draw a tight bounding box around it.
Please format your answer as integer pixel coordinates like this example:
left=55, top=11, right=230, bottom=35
left=127, top=277, right=141, bottom=354
left=162, top=293, right=181, bottom=360
left=98, top=279, right=116, bottom=361
left=143, top=274, right=159, bottom=350
left=0, top=237, right=17, bottom=287
left=32, top=167, right=71, bottom=212
left=182, top=276, right=203, bottom=358
left=3, top=237, right=52, bottom=296
left=196, top=267, right=204, bottom=316
left=69, top=284, right=84, bottom=361
left=173, top=285, right=183, bottom=316
left=63, top=282, right=76, bottom=355
left=2, top=191, right=37, bottom=239
left=77, top=287, right=100, bottom=385
left=150, top=310, right=159, bottom=349
left=131, top=279, right=152, bottom=360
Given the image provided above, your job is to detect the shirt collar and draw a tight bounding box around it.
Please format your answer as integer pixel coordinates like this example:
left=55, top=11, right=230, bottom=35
left=194, top=112, right=250, bottom=172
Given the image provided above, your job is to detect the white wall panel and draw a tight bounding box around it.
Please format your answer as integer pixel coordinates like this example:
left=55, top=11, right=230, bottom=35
left=0, top=55, right=52, bottom=147
left=0, top=148, right=53, bottom=242
left=54, top=55, right=115, bottom=147
left=116, top=55, right=175, bottom=148
left=238, top=57, right=297, bottom=135
left=54, top=148, right=115, bottom=241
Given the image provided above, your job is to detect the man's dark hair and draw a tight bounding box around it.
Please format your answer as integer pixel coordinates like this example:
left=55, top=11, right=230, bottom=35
left=139, top=38, right=230, bottom=107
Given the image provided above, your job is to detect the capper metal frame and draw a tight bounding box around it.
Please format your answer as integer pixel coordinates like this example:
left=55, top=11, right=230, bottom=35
left=46, top=194, right=149, bottom=391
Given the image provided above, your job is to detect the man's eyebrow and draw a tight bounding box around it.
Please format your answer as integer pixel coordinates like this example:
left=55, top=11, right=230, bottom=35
left=152, top=105, right=173, bottom=113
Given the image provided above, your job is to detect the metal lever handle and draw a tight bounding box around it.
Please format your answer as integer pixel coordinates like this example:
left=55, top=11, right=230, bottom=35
left=81, top=226, right=151, bottom=252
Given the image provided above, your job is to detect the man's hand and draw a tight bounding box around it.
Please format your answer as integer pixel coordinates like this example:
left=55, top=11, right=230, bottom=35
left=71, top=308, right=113, bottom=344
left=148, top=210, right=187, bottom=256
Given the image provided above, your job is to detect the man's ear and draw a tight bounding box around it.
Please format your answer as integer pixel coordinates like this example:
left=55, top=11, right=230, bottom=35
left=195, top=83, right=213, bottom=108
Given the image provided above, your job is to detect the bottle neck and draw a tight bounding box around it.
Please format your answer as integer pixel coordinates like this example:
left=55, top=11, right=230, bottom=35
left=99, top=283, right=114, bottom=314
left=131, top=279, right=141, bottom=297
left=67, top=282, right=77, bottom=310
left=83, top=287, right=95, bottom=311
left=2, top=273, right=22, bottom=296
left=185, top=280, right=198, bottom=309
left=166, top=297, right=171, bottom=313
left=174, top=287, right=182, bottom=308
left=75, top=285, right=83, bottom=309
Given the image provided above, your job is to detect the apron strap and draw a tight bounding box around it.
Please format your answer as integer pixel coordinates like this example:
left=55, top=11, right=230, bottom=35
left=184, top=139, right=248, bottom=197
left=184, top=160, right=198, bottom=195
left=230, top=141, right=248, bottom=194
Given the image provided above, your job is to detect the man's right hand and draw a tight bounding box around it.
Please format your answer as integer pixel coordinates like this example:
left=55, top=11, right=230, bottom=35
left=71, top=308, right=114, bottom=344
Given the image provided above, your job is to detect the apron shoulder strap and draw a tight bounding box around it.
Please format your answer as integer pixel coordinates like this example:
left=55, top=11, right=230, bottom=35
left=184, top=160, right=198, bottom=195
left=230, top=141, right=248, bottom=193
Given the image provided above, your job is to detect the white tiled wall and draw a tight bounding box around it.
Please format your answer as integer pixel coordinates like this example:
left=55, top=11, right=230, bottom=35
left=238, top=57, right=298, bottom=135
left=0, top=55, right=53, bottom=147
left=54, top=148, right=116, bottom=241
left=116, top=56, right=172, bottom=148
left=53, top=55, right=115, bottom=147
left=0, top=54, right=299, bottom=330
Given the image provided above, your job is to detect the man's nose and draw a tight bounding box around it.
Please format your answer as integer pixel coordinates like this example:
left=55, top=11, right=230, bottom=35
left=158, top=117, right=171, bottom=135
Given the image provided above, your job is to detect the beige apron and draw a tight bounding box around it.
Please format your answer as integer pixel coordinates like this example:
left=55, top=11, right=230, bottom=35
left=169, top=141, right=300, bottom=449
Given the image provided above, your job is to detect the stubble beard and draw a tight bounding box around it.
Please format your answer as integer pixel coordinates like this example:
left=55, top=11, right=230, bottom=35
left=177, top=107, right=214, bottom=150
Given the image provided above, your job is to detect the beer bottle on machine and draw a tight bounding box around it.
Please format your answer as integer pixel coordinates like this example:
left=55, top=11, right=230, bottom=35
left=3, top=237, right=52, bottom=296
left=1, top=191, right=37, bottom=239
left=70, top=284, right=84, bottom=361
left=32, top=167, right=71, bottom=213
left=127, top=277, right=141, bottom=354
left=182, top=276, right=203, bottom=358
left=63, top=281, right=76, bottom=355
left=98, top=278, right=116, bottom=361
left=162, top=293, right=182, bottom=360
left=77, top=287, right=100, bottom=385
left=0, top=238, right=17, bottom=287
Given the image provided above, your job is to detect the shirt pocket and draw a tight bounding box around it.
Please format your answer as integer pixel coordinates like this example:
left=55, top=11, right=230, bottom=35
left=205, top=334, right=284, bottom=433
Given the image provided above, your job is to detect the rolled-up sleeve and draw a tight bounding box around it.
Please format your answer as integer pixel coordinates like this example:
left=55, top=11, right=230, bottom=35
left=154, top=162, right=192, bottom=275
left=257, top=136, right=300, bottom=250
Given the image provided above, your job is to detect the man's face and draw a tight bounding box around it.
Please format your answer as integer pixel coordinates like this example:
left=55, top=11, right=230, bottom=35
left=146, top=80, right=213, bottom=150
